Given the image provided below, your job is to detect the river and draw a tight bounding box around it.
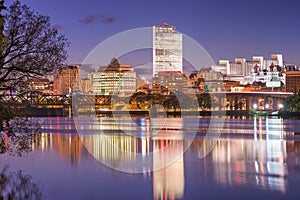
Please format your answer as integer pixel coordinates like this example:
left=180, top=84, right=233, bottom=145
left=1, top=116, right=300, bottom=200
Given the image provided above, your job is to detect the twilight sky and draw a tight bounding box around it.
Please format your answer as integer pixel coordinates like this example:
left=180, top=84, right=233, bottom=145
left=11, top=0, right=300, bottom=68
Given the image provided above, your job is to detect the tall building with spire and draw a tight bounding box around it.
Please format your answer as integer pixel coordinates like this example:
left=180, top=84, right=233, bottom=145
left=152, top=23, right=182, bottom=76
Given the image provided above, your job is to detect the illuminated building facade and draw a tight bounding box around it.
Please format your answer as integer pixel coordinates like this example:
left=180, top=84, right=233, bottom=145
left=285, top=69, right=300, bottom=92
left=81, top=78, right=92, bottom=94
left=28, top=78, right=50, bottom=93
left=213, top=54, right=285, bottom=84
left=152, top=71, right=187, bottom=94
left=250, top=64, right=285, bottom=88
left=153, top=23, right=182, bottom=76
left=53, top=65, right=81, bottom=95
left=90, top=58, right=136, bottom=95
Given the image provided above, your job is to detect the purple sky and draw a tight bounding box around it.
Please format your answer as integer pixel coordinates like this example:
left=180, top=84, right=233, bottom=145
left=10, top=0, right=300, bottom=67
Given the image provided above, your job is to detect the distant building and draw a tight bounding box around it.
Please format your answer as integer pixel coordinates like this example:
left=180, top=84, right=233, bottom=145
left=250, top=64, right=285, bottom=88
left=90, top=58, right=136, bottom=95
left=136, top=77, right=150, bottom=93
left=252, top=56, right=264, bottom=70
left=187, top=68, right=224, bottom=93
left=229, top=63, right=243, bottom=76
left=200, top=68, right=223, bottom=81
left=28, top=78, right=50, bottom=93
left=285, top=64, right=298, bottom=71
left=271, top=54, right=283, bottom=67
left=188, top=71, right=205, bottom=87
left=235, top=58, right=247, bottom=76
left=152, top=71, right=187, bottom=94
left=285, top=66, right=300, bottom=92
left=81, top=78, right=92, bottom=94
left=53, top=65, right=81, bottom=95
left=211, top=63, right=228, bottom=75
left=214, top=54, right=284, bottom=84
left=214, top=59, right=243, bottom=76
left=153, top=23, right=182, bottom=76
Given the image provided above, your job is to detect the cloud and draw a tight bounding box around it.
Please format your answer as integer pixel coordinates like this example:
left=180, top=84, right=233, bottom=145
left=52, top=24, right=64, bottom=31
left=79, top=14, right=117, bottom=25
left=102, top=16, right=117, bottom=24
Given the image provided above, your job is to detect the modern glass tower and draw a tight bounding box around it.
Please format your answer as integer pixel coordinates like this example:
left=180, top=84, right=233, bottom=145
left=152, top=23, right=182, bottom=76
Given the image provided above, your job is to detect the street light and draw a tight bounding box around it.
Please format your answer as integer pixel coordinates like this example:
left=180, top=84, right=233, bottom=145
left=265, top=103, right=269, bottom=110
left=253, top=103, right=258, bottom=110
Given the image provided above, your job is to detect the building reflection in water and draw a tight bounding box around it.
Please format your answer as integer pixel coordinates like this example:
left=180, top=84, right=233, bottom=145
left=201, top=116, right=288, bottom=193
left=152, top=139, right=185, bottom=200
left=33, top=117, right=83, bottom=166
left=33, top=133, right=83, bottom=166
left=32, top=117, right=300, bottom=198
left=81, top=117, right=185, bottom=200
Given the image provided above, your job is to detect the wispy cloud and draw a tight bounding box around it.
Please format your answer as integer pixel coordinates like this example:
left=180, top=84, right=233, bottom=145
left=79, top=14, right=117, bottom=25
left=102, top=16, right=117, bottom=24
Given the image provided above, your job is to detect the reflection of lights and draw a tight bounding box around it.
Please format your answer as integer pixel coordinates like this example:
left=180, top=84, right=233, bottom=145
left=253, top=104, right=258, bottom=109
left=255, top=161, right=259, bottom=173
left=142, top=167, right=147, bottom=177
left=265, top=104, right=269, bottom=109
left=211, top=137, right=288, bottom=193
left=259, top=117, right=263, bottom=138
left=142, top=138, right=147, bottom=156
left=153, top=141, right=185, bottom=200
left=254, top=116, right=257, bottom=140
left=140, top=118, right=145, bottom=126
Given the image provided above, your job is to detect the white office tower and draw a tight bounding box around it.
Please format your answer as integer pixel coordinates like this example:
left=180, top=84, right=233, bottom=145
left=235, top=58, right=246, bottom=76
left=219, top=60, right=230, bottom=74
left=153, top=23, right=182, bottom=76
left=252, top=56, right=264, bottom=70
left=271, top=54, right=283, bottom=66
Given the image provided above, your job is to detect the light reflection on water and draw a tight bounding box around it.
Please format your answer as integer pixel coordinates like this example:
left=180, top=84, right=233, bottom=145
left=209, top=138, right=287, bottom=192
left=1, top=116, right=300, bottom=199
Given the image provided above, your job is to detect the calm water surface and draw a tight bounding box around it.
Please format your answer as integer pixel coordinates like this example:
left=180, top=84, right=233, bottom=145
left=1, top=116, right=300, bottom=200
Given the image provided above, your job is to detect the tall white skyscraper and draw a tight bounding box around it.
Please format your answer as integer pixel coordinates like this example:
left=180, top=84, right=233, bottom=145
left=153, top=23, right=182, bottom=76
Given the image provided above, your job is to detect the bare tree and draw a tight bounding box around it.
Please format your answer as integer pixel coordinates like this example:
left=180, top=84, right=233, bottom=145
left=0, top=0, right=68, bottom=90
left=0, top=1, right=68, bottom=155
left=0, top=165, right=43, bottom=200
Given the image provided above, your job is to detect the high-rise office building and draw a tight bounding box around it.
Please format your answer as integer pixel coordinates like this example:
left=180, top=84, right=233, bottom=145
left=153, top=23, right=182, bottom=76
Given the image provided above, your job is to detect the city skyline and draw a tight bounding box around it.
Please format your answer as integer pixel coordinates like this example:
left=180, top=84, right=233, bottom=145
left=10, top=0, right=300, bottom=66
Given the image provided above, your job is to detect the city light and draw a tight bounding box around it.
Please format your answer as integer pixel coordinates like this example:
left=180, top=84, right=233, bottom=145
left=253, top=103, right=258, bottom=110
left=265, top=104, right=269, bottom=109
